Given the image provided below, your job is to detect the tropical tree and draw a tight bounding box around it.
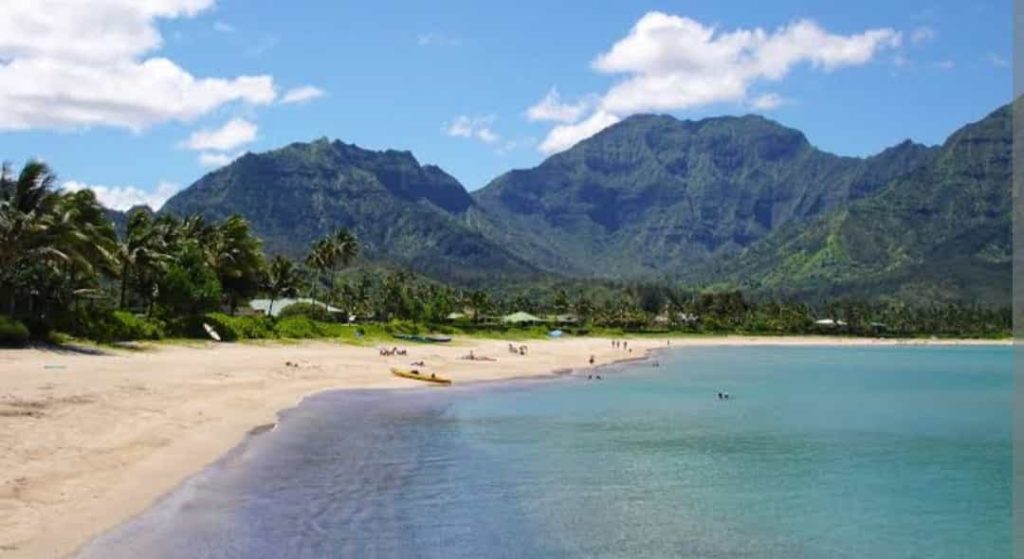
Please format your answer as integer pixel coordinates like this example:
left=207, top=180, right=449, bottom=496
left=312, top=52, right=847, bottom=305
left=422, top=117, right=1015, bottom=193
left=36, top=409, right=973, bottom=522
left=213, top=215, right=265, bottom=314
left=156, top=240, right=221, bottom=316
left=118, top=209, right=168, bottom=312
left=0, top=162, right=119, bottom=324
left=305, top=238, right=335, bottom=301
left=330, top=228, right=359, bottom=287
left=467, top=290, right=490, bottom=322
left=265, top=255, right=302, bottom=316
left=0, top=161, right=63, bottom=313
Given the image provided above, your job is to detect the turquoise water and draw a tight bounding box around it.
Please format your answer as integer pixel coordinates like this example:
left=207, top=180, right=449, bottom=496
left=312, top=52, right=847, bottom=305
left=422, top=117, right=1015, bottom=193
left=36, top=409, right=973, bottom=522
left=78, top=345, right=1011, bottom=558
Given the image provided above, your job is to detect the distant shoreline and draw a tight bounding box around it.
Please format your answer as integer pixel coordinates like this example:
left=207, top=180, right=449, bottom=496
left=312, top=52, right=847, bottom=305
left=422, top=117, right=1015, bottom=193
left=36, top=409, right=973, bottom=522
left=0, top=335, right=1009, bottom=558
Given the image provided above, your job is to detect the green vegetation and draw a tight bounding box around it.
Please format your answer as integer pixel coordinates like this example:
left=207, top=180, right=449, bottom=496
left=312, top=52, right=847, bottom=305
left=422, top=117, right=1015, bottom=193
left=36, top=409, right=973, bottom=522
left=471, top=114, right=936, bottom=280
left=0, top=314, right=30, bottom=346
left=149, top=102, right=1010, bottom=305
left=161, top=138, right=538, bottom=285
left=0, top=103, right=1012, bottom=346
left=706, top=105, right=1012, bottom=307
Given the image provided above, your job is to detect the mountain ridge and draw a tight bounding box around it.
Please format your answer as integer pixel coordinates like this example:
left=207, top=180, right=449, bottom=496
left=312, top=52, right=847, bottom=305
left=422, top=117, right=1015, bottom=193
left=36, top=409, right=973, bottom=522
left=149, top=103, right=1007, bottom=305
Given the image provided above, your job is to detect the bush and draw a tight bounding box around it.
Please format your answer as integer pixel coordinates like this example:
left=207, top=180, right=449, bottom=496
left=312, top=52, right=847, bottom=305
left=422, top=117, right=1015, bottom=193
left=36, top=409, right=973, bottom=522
left=70, top=310, right=166, bottom=343
left=273, top=316, right=354, bottom=339
left=199, top=312, right=274, bottom=341
left=382, top=319, right=421, bottom=335
left=277, top=302, right=335, bottom=322
left=274, top=316, right=325, bottom=338
left=0, top=315, right=30, bottom=347
left=109, top=311, right=165, bottom=341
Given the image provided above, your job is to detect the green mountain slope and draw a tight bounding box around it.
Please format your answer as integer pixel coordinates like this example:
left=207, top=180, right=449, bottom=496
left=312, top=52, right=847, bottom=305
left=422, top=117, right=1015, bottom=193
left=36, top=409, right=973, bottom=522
left=704, top=104, right=1011, bottom=306
left=472, top=113, right=937, bottom=279
left=153, top=104, right=1008, bottom=305
left=161, top=139, right=540, bottom=284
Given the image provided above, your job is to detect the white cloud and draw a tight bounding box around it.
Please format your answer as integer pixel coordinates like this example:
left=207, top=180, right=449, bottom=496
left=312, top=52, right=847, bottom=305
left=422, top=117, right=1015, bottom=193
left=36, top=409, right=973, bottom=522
left=198, top=151, right=240, bottom=168
left=987, top=52, right=1009, bottom=67
left=281, top=85, right=326, bottom=104
left=443, top=115, right=501, bottom=145
left=534, top=13, right=901, bottom=153
left=418, top=33, right=462, bottom=47
left=525, top=88, right=590, bottom=123
left=62, top=180, right=181, bottom=211
left=182, top=117, right=257, bottom=151
left=910, top=26, right=936, bottom=45
left=213, top=21, right=235, bottom=33
left=932, top=59, right=955, bottom=71
left=539, top=111, right=621, bottom=155
left=750, top=92, right=784, bottom=110
left=592, top=14, right=901, bottom=114
left=0, top=0, right=277, bottom=131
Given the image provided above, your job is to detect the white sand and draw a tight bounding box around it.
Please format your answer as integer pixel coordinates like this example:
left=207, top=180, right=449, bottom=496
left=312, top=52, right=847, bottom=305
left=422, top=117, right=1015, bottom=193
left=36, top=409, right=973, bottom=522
left=0, top=335, right=1006, bottom=558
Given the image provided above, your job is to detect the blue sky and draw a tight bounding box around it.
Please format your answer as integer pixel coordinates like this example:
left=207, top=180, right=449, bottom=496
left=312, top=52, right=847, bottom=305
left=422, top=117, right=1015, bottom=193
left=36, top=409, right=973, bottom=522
left=0, top=0, right=1011, bottom=209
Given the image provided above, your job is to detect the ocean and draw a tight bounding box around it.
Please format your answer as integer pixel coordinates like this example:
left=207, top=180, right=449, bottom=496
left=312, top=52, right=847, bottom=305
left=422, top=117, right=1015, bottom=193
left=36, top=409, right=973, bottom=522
left=76, top=345, right=1011, bottom=558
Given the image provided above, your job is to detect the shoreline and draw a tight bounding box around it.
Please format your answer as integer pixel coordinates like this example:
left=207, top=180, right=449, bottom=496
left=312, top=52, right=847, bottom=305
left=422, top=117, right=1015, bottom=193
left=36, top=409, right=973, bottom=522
left=0, top=335, right=1008, bottom=558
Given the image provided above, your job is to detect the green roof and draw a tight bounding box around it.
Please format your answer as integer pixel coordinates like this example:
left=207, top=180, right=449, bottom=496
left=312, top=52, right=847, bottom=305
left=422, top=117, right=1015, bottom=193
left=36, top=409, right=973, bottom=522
left=501, top=311, right=544, bottom=324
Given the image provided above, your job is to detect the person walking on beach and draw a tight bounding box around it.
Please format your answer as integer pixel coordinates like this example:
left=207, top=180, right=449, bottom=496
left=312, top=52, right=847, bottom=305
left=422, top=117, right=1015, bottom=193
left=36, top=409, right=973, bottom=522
left=589, top=355, right=595, bottom=365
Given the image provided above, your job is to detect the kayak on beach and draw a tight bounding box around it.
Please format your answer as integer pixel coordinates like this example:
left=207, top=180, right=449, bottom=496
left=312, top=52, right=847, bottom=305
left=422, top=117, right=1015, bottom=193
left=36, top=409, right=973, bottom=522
left=391, top=368, right=452, bottom=385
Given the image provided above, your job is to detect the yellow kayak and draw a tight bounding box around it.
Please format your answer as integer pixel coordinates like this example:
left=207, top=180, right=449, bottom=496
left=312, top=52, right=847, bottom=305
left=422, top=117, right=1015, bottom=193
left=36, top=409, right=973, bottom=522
left=391, top=368, right=452, bottom=385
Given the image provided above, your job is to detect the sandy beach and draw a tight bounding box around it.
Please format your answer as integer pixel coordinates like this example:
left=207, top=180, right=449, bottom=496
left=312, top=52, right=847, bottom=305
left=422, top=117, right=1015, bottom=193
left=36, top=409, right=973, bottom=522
left=0, top=335, right=1008, bottom=558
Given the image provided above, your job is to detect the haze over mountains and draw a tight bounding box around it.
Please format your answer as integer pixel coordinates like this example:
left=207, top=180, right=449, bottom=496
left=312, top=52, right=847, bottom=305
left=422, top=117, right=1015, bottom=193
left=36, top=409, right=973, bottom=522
left=157, top=102, right=1011, bottom=305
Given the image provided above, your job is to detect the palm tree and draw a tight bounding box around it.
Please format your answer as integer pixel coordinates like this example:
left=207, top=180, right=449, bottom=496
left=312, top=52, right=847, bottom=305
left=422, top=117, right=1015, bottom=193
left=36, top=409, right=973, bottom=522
left=330, top=228, right=359, bottom=290
left=305, top=238, right=335, bottom=302
left=0, top=162, right=61, bottom=289
left=118, top=209, right=167, bottom=311
left=213, top=215, right=265, bottom=314
left=48, top=189, right=119, bottom=311
left=0, top=161, right=119, bottom=319
left=468, top=290, right=490, bottom=322
left=265, top=255, right=301, bottom=317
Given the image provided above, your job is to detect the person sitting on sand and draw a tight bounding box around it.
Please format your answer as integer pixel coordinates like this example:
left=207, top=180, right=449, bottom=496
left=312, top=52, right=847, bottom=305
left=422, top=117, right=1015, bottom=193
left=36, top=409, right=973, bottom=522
left=589, top=355, right=595, bottom=365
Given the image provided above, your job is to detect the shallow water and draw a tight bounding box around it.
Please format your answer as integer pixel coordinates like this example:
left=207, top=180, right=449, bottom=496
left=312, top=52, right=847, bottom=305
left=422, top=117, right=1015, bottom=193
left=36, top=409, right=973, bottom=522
left=77, top=345, right=1011, bottom=558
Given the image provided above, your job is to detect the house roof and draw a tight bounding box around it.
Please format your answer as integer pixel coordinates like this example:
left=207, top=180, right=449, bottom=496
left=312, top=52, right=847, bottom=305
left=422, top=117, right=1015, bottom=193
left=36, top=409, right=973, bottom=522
left=501, top=311, right=544, bottom=324
left=249, top=298, right=344, bottom=318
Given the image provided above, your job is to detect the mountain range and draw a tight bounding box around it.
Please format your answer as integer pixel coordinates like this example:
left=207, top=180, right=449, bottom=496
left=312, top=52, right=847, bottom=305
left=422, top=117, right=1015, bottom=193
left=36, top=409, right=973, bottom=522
left=156, top=102, right=1011, bottom=305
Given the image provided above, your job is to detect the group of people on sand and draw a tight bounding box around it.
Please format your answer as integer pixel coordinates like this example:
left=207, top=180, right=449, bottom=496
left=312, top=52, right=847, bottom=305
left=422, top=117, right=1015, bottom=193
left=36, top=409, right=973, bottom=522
left=507, top=343, right=528, bottom=356
left=379, top=347, right=408, bottom=356
left=611, top=339, right=632, bottom=353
